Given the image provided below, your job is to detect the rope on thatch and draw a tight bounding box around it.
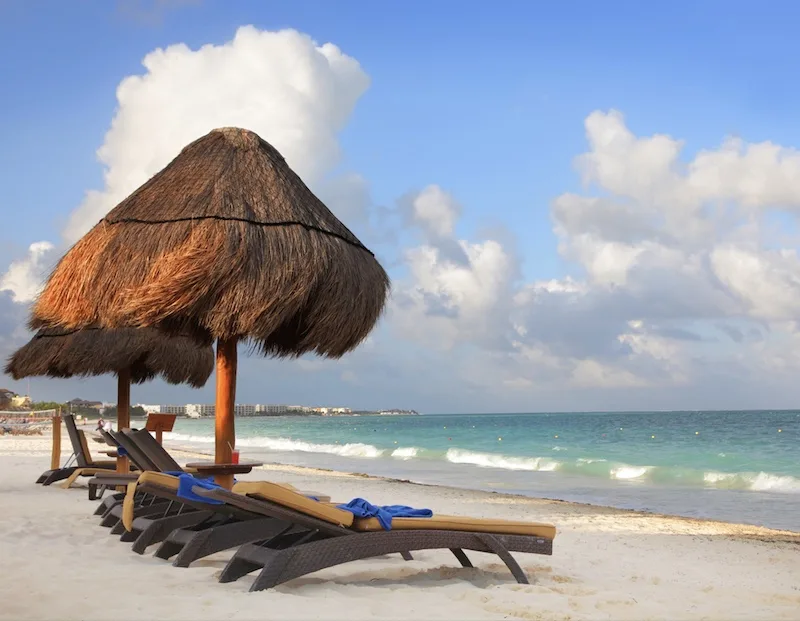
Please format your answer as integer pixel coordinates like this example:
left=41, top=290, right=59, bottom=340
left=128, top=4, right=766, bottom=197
left=104, top=216, right=374, bottom=255
left=5, top=327, right=214, bottom=388
left=32, top=127, right=390, bottom=359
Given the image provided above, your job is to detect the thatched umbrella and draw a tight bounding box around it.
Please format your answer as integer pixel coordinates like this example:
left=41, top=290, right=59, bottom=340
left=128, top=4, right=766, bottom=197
left=30, top=127, right=389, bottom=487
left=5, top=326, right=214, bottom=473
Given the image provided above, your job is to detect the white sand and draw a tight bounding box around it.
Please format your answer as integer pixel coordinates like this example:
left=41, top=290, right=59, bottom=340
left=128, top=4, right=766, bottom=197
left=1, top=434, right=799, bottom=621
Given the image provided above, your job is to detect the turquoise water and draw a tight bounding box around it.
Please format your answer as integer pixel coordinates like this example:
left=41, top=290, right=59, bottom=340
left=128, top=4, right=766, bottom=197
left=165, top=410, right=800, bottom=531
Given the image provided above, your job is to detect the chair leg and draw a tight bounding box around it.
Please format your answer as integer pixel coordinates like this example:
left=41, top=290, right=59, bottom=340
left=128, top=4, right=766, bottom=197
left=41, top=468, right=76, bottom=486
left=94, top=493, right=124, bottom=516
left=218, top=543, right=270, bottom=583
left=130, top=511, right=215, bottom=554
left=248, top=549, right=296, bottom=592
left=110, top=520, right=128, bottom=536
left=450, top=548, right=473, bottom=568
left=476, top=534, right=529, bottom=585
left=36, top=469, right=55, bottom=484
left=88, top=483, right=105, bottom=501
left=170, top=518, right=287, bottom=568
left=229, top=530, right=537, bottom=591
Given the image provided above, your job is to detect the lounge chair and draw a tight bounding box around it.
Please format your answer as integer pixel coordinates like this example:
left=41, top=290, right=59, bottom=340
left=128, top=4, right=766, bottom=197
left=88, top=430, right=160, bottom=502
left=119, top=473, right=556, bottom=590
left=95, top=428, right=200, bottom=526
left=100, top=430, right=328, bottom=551
left=36, top=415, right=125, bottom=486
left=59, top=428, right=139, bottom=489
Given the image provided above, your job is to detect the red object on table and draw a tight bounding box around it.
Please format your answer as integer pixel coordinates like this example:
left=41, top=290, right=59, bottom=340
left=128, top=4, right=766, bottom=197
left=231, top=449, right=240, bottom=464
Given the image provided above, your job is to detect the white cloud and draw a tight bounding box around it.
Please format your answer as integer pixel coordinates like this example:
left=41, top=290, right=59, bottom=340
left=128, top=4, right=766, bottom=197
left=64, top=26, right=370, bottom=243
left=390, top=187, right=516, bottom=351
left=387, top=109, right=800, bottom=405
left=408, top=185, right=461, bottom=238
left=6, top=25, right=800, bottom=410
left=0, top=242, right=55, bottom=303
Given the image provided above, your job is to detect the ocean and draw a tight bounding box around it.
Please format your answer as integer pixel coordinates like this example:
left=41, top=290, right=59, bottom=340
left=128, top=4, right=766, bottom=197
left=164, top=410, right=800, bottom=532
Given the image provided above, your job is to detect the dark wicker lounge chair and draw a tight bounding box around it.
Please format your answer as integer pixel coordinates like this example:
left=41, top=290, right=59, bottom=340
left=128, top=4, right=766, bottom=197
left=99, top=430, right=329, bottom=554
left=94, top=428, right=199, bottom=525
left=36, top=415, right=123, bottom=486
left=99, top=430, right=317, bottom=555
left=88, top=429, right=160, bottom=501
left=119, top=472, right=556, bottom=590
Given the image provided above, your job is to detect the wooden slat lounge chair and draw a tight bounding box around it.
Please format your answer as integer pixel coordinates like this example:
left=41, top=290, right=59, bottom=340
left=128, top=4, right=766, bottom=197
left=36, top=415, right=122, bottom=486
left=59, top=428, right=138, bottom=489
left=119, top=473, right=556, bottom=590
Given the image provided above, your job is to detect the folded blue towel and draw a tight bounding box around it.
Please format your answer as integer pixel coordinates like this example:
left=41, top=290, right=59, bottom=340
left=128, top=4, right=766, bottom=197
left=174, top=473, right=226, bottom=505
left=116, top=446, right=128, bottom=457
left=337, top=498, right=433, bottom=530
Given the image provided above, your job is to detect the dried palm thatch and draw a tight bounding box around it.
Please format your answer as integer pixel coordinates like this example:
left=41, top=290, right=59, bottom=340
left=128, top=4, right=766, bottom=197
left=5, top=327, right=214, bottom=388
left=31, top=127, right=390, bottom=357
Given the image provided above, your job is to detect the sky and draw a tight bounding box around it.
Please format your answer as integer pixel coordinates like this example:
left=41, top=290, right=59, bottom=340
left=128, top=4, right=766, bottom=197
left=2, top=0, right=800, bottom=413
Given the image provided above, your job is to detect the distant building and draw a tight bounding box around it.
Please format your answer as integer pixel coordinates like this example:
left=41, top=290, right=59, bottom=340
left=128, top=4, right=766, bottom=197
left=0, top=389, right=16, bottom=409
left=255, top=404, right=288, bottom=415
left=136, top=404, right=163, bottom=414
left=160, top=404, right=187, bottom=416
left=11, top=395, right=32, bottom=408
left=68, top=398, right=103, bottom=410
left=234, top=404, right=256, bottom=416
left=185, top=403, right=215, bottom=417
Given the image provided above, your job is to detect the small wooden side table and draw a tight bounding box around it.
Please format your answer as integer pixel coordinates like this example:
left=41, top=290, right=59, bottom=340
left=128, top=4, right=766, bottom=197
left=184, top=461, right=263, bottom=490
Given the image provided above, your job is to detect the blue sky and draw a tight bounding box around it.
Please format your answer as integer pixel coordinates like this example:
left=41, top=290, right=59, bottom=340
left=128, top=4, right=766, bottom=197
left=2, top=0, right=800, bottom=412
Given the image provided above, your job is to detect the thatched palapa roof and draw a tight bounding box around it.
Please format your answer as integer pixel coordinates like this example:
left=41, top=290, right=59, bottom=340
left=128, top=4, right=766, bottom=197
left=32, top=127, right=390, bottom=357
left=5, top=327, right=214, bottom=387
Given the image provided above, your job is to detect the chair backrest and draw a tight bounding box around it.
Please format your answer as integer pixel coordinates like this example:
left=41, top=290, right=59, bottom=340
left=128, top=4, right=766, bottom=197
left=76, top=431, right=96, bottom=467
left=122, top=428, right=182, bottom=473
left=105, top=429, right=157, bottom=472
left=63, top=414, right=91, bottom=468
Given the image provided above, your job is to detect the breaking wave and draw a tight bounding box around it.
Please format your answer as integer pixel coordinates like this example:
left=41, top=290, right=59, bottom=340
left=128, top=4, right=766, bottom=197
left=391, top=447, right=419, bottom=460
left=446, top=448, right=559, bottom=471
left=165, top=433, right=800, bottom=493
left=166, top=432, right=384, bottom=458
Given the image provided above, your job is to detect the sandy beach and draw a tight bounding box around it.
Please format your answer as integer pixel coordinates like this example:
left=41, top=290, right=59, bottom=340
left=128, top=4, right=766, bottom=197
left=1, top=433, right=799, bottom=621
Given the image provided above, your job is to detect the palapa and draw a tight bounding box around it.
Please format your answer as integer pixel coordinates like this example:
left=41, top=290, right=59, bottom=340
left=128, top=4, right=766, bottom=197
left=5, top=327, right=214, bottom=387
left=6, top=327, right=214, bottom=474
left=30, top=127, right=390, bottom=486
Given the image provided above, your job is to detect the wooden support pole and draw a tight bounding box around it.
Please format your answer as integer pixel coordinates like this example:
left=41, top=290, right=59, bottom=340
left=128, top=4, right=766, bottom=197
left=116, top=369, right=131, bottom=476
left=214, top=337, right=238, bottom=489
left=50, top=408, right=62, bottom=471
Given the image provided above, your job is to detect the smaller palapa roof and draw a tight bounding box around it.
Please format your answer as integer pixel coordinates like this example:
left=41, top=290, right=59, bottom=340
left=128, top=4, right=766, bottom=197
left=5, top=327, right=214, bottom=387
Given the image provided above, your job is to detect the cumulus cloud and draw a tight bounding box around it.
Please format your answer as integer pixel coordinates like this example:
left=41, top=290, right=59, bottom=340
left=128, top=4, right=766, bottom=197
left=5, top=23, right=800, bottom=409
left=64, top=26, right=370, bottom=243
left=388, top=110, right=800, bottom=404
left=0, top=290, right=29, bottom=374
left=0, top=242, right=55, bottom=303
left=0, top=25, right=376, bottom=396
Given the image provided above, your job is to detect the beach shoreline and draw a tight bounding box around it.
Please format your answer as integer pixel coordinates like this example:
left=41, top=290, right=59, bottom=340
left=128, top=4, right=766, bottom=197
left=7, top=430, right=800, bottom=540
left=2, top=433, right=800, bottom=620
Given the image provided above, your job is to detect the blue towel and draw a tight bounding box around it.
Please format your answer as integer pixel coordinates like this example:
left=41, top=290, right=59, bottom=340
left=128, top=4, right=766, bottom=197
left=173, top=474, right=226, bottom=505
left=337, top=498, right=432, bottom=530
left=116, top=446, right=128, bottom=457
